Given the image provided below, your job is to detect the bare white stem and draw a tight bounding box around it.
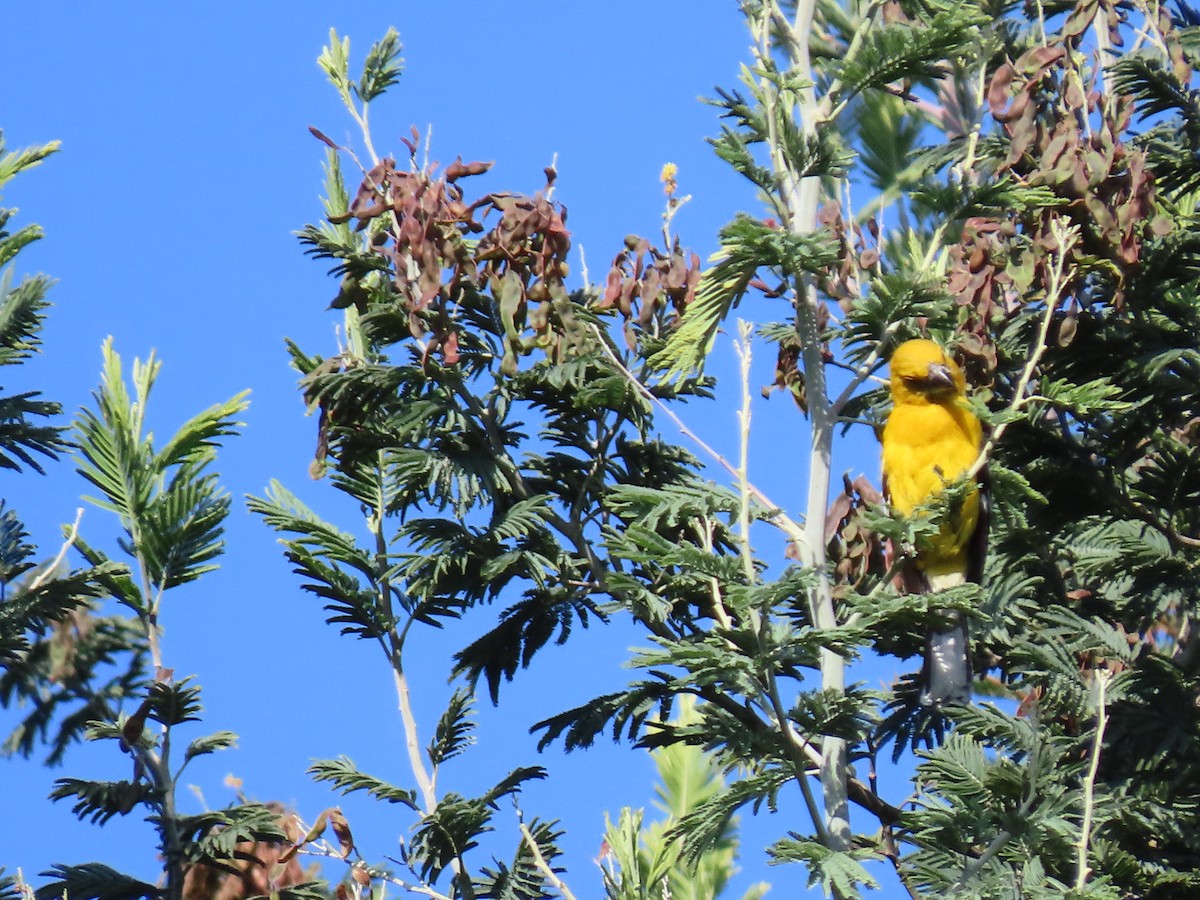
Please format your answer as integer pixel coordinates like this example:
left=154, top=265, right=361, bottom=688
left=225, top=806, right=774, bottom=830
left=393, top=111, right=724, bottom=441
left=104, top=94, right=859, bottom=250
left=758, top=0, right=851, bottom=849
left=27, top=508, right=84, bottom=592
left=545, top=151, right=559, bottom=201
left=578, top=244, right=591, bottom=291
left=734, top=320, right=759, bottom=586
left=520, top=821, right=578, bottom=900
left=393, top=665, right=438, bottom=812
left=959, top=63, right=991, bottom=186
left=1076, top=669, right=1113, bottom=890
left=590, top=324, right=809, bottom=554
left=349, top=101, right=380, bottom=168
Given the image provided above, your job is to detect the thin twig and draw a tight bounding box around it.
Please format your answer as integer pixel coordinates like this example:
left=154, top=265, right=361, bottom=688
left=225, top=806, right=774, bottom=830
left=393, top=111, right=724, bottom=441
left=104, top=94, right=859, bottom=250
left=958, top=62, right=991, bottom=187
left=764, top=669, right=829, bottom=840
left=831, top=322, right=902, bottom=415
left=302, top=845, right=454, bottom=900
left=954, top=764, right=1041, bottom=890
left=816, top=0, right=891, bottom=122
left=1076, top=668, right=1112, bottom=890
left=27, top=508, right=84, bottom=592
left=590, top=324, right=809, bottom=554
left=695, top=517, right=736, bottom=630
left=1128, top=0, right=1169, bottom=55
left=346, top=95, right=380, bottom=168
left=735, top=320, right=829, bottom=832
left=968, top=217, right=1078, bottom=480
left=734, top=321, right=759, bottom=586
left=756, top=0, right=852, bottom=853
left=957, top=828, right=1014, bottom=888
left=520, top=822, right=578, bottom=900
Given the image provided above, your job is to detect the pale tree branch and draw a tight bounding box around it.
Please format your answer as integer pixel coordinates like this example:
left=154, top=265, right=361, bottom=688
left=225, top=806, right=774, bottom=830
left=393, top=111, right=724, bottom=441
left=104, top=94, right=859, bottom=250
left=1077, top=668, right=1113, bottom=890
left=27, top=507, right=84, bottom=592
left=590, top=324, right=809, bottom=554
left=735, top=320, right=829, bottom=840
left=752, top=0, right=852, bottom=852
left=733, top=320, right=759, bottom=587
left=520, top=821, right=578, bottom=900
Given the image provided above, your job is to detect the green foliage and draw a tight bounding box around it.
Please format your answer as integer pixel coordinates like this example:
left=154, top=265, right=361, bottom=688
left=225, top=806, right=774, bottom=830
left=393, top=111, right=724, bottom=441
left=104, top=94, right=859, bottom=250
left=179, top=802, right=296, bottom=857
left=0, top=138, right=147, bottom=781
left=768, top=838, right=880, bottom=899
left=600, top=697, right=771, bottom=900
left=316, top=27, right=403, bottom=110
left=430, top=687, right=476, bottom=766
left=309, top=755, right=420, bottom=808
left=74, top=340, right=248, bottom=596
left=0, top=505, right=117, bottom=667
left=407, top=767, right=548, bottom=881
left=4, top=333, right=258, bottom=899
left=35, top=864, right=159, bottom=900
left=13, top=0, right=1200, bottom=896
left=475, top=817, right=566, bottom=900
left=653, top=215, right=842, bottom=376
left=0, top=132, right=68, bottom=474
left=828, top=8, right=987, bottom=103
left=48, top=776, right=156, bottom=825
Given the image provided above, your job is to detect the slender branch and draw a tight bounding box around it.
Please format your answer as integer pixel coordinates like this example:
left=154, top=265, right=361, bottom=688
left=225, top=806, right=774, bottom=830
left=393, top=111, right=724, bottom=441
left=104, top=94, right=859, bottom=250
left=370, top=447, right=473, bottom=898
left=763, top=669, right=830, bottom=843
left=369, top=451, right=439, bottom=817
left=957, top=61, right=992, bottom=187
left=1076, top=668, right=1112, bottom=890
left=304, top=845, right=454, bottom=900
left=591, top=324, right=809, bottom=553
left=1128, top=0, right=1169, bottom=55
left=520, top=821, right=578, bottom=900
left=831, top=322, right=902, bottom=416
left=387, top=652, right=474, bottom=896
left=968, top=217, right=1078, bottom=480
left=756, top=0, right=851, bottom=852
left=953, top=758, right=1040, bottom=888
left=956, top=827, right=1014, bottom=887
left=391, top=662, right=437, bottom=811
left=734, top=320, right=834, bottom=840
left=28, top=508, right=84, bottom=592
left=695, top=680, right=904, bottom=826
left=348, top=98, right=380, bottom=168
left=124, top=486, right=181, bottom=896
left=815, top=0, right=890, bottom=123
left=695, top=517, right=736, bottom=631
left=734, top=321, right=759, bottom=586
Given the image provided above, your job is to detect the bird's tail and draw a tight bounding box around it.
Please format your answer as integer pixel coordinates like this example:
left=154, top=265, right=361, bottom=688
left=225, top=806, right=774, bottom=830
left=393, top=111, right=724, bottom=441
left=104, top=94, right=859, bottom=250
left=920, top=610, right=971, bottom=707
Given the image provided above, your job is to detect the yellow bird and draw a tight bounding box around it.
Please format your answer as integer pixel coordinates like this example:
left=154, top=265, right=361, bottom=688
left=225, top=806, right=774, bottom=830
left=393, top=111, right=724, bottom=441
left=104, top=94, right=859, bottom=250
left=881, top=339, right=987, bottom=706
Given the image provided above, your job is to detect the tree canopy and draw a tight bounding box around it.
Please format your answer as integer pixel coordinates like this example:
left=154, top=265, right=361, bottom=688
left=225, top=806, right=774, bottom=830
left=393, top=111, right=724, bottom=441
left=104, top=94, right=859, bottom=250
left=6, top=1, right=1200, bottom=898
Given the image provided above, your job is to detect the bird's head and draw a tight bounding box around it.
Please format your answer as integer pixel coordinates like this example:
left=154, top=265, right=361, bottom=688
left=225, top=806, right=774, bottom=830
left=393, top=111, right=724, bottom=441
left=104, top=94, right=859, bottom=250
left=888, top=339, right=966, bottom=404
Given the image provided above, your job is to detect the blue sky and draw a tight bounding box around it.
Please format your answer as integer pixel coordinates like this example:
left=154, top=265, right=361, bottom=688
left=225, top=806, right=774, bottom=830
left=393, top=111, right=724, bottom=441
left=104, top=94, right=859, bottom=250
left=3, top=5, right=899, bottom=895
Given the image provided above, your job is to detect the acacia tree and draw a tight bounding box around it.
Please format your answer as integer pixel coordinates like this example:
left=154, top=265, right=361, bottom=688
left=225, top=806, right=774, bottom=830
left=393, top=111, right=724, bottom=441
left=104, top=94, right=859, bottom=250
left=0, top=135, right=126, bottom=898
left=0, top=137, right=314, bottom=900
left=7, top=0, right=1200, bottom=897
left=265, top=1, right=1200, bottom=897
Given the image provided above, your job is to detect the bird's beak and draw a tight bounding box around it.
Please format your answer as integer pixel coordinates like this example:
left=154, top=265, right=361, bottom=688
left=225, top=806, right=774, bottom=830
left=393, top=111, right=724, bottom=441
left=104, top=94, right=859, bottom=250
left=924, top=363, right=955, bottom=389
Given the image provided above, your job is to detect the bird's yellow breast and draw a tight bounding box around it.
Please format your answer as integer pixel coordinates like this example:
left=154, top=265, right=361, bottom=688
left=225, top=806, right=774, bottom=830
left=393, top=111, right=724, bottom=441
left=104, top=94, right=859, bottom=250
left=882, top=399, right=981, bottom=574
